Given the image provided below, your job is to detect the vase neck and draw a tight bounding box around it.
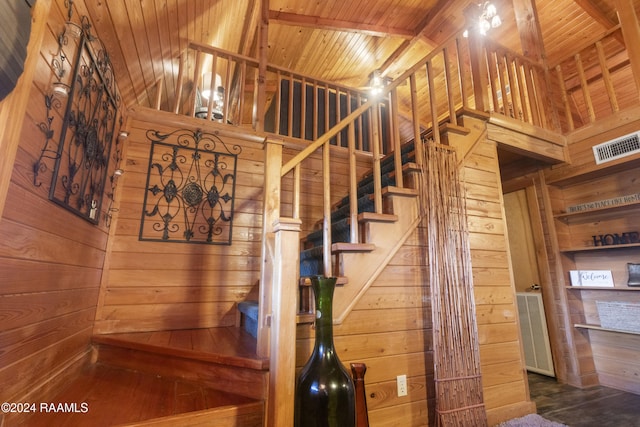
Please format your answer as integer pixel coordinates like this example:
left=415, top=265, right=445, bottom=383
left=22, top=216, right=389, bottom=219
left=312, top=276, right=336, bottom=349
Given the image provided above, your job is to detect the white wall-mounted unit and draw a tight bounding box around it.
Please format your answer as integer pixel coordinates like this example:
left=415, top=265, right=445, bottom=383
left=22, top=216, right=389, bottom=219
left=592, top=131, right=640, bottom=164
left=517, top=292, right=555, bottom=377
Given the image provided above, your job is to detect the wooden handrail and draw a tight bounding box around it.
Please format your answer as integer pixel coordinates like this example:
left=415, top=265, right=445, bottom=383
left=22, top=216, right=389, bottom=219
left=189, top=40, right=260, bottom=67
left=280, top=100, right=376, bottom=176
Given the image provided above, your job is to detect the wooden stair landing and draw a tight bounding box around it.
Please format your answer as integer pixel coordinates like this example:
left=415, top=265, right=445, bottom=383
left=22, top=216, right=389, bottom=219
left=19, top=363, right=263, bottom=427
left=91, top=327, right=269, bottom=405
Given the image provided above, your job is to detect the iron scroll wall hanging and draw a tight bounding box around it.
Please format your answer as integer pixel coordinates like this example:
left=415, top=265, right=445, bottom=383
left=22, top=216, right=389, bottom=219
left=48, top=29, right=120, bottom=224
left=140, top=128, right=241, bottom=245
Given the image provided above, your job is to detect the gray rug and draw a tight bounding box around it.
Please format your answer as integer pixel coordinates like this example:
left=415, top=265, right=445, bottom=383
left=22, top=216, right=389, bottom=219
left=497, top=414, right=568, bottom=427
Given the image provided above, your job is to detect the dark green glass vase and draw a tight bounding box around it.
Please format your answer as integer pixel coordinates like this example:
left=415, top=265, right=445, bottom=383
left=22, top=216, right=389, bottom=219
left=294, top=276, right=355, bottom=427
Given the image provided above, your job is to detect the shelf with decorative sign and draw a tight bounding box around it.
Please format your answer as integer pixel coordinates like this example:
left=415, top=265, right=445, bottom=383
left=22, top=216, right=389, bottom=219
left=544, top=139, right=640, bottom=392
left=567, top=286, right=640, bottom=291
left=554, top=200, right=640, bottom=223
left=559, top=242, right=640, bottom=254
left=550, top=182, right=639, bottom=257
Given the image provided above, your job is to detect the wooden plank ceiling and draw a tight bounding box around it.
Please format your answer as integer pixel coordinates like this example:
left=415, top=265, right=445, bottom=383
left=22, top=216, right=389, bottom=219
left=77, top=0, right=630, bottom=116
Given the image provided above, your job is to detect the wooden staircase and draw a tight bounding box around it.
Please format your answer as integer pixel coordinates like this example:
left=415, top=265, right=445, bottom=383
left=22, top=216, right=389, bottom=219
left=27, top=20, right=572, bottom=424
left=238, top=139, right=423, bottom=335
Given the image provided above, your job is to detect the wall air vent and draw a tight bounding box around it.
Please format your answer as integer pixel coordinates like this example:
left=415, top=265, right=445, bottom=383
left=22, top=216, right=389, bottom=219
left=592, top=131, right=640, bottom=164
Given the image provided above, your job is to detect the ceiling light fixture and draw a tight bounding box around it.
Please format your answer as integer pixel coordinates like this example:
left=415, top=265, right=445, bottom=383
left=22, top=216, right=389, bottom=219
left=464, top=2, right=502, bottom=37
left=197, top=71, right=225, bottom=120
left=369, top=70, right=385, bottom=97
left=479, top=2, right=501, bottom=35
left=201, top=71, right=222, bottom=101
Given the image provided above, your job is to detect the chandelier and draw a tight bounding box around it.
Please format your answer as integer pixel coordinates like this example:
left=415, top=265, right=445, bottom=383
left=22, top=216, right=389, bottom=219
left=478, top=2, right=502, bottom=35
left=464, top=2, right=502, bottom=37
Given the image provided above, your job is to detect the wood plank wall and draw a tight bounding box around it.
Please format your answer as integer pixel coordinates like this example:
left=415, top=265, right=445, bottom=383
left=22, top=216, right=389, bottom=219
left=0, top=0, right=112, bottom=405
left=536, top=114, right=640, bottom=391
left=94, top=111, right=265, bottom=334
left=295, top=224, right=433, bottom=426
left=294, top=116, right=536, bottom=426
left=459, top=128, right=535, bottom=424
left=94, top=107, right=373, bottom=334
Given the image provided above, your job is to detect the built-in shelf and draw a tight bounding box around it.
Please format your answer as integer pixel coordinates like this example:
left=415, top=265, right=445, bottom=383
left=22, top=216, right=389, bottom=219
left=574, top=323, right=640, bottom=336
left=567, top=286, right=640, bottom=291
left=554, top=200, right=640, bottom=223
left=559, top=242, right=640, bottom=254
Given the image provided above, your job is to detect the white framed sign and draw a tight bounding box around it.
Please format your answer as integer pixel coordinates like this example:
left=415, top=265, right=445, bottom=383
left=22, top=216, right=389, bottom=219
left=569, top=270, right=614, bottom=287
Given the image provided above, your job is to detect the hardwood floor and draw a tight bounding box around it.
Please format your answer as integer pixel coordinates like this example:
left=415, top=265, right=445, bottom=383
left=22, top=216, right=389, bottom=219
left=15, top=327, right=267, bottom=426
left=18, top=363, right=261, bottom=426
left=529, top=373, right=640, bottom=427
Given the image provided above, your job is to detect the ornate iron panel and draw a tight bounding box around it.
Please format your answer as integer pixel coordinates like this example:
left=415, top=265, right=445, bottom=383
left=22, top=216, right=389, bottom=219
left=140, top=129, right=242, bottom=245
left=48, top=30, right=120, bottom=224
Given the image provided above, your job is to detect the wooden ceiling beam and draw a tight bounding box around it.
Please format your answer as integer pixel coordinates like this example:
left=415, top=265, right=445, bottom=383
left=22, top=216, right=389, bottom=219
left=572, top=0, right=618, bottom=28
left=377, top=0, right=449, bottom=76
left=239, top=0, right=261, bottom=57
left=572, top=0, right=624, bottom=44
left=512, top=0, right=547, bottom=62
left=267, top=10, right=415, bottom=39
left=613, top=0, right=640, bottom=98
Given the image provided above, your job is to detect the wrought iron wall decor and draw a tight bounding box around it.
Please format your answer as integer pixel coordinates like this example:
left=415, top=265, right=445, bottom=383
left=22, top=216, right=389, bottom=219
left=105, top=123, right=126, bottom=228
left=35, top=2, right=121, bottom=226
left=34, top=93, right=63, bottom=187
left=140, top=129, right=242, bottom=245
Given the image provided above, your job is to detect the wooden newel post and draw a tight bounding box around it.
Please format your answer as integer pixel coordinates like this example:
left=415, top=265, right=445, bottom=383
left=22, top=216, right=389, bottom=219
left=258, top=138, right=284, bottom=358
left=463, top=4, right=489, bottom=113
left=267, top=217, right=302, bottom=427
left=254, top=0, right=269, bottom=131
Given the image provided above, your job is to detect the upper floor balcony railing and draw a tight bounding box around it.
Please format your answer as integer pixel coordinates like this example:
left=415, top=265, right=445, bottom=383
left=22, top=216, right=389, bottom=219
left=146, top=25, right=639, bottom=274
left=143, top=24, right=640, bottom=276
left=550, top=25, right=639, bottom=132
left=150, top=24, right=638, bottom=148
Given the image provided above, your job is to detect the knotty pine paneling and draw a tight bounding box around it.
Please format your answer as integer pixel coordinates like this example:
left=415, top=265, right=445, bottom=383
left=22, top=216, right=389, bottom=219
left=0, top=0, right=114, bottom=404
left=459, top=133, right=533, bottom=422
left=295, top=219, right=433, bottom=426
left=95, top=108, right=374, bottom=333
left=533, top=114, right=640, bottom=389
left=94, top=113, right=266, bottom=334
left=293, top=124, right=534, bottom=424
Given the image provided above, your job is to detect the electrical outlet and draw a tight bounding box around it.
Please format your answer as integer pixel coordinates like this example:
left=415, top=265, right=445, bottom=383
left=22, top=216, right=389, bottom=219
left=397, top=374, right=407, bottom=397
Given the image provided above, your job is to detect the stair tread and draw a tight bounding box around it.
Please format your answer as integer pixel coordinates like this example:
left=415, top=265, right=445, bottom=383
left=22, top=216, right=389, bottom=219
left=382, top=186, right=419, bottom=197
left=359, top=212, right=398, bottom=222
left=20, top=363, right=262, bottom=427
left=93, top=327, right=269, bottom=371
left=299, top=276, right=348, bottom=286
left=332, top=242, right=375, bottom=252
left=296, top=312, right=316, bottom=324
left=300, top=242, right=374, bottom=259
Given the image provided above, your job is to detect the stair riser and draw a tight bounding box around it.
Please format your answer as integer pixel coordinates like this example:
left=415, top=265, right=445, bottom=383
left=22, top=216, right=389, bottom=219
left=121, top=403, right=264, bottom=427
left=94, top=344, right=268, bottom=401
